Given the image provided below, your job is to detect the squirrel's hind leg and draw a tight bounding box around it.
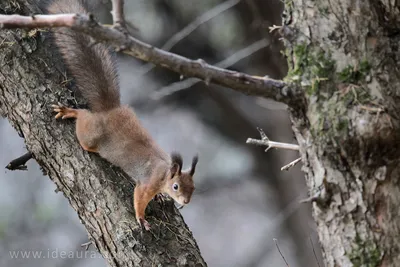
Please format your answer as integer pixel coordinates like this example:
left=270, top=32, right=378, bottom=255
left=75, top=111, right=104, bottom=154
left=52, top=104, right=101, bottom=153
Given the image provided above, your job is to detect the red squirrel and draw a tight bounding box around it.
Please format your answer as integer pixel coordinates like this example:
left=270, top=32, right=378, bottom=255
left=46, top=0, right=198, bottom=230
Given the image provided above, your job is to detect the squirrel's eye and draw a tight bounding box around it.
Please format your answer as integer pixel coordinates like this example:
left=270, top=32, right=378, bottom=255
left=172, top=183, right=179, bottom=191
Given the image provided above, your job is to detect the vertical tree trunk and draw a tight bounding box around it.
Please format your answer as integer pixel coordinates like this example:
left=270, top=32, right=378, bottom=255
left=0, top=1, right=206, bottom=266
left=285, top=1, right=400, bottom=266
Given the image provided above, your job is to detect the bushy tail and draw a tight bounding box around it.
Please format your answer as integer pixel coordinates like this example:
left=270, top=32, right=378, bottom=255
left=46, top=0, right=120, bottom=112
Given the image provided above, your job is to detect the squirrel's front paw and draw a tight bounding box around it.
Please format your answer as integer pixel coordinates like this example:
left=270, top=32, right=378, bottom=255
left=138, top=218, right=151, bottom=231
left=51, top=103, right=77, bottom=119
left=153, top=193, right=166, bottom=205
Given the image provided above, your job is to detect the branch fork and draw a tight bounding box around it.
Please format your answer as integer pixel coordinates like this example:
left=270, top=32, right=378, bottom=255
left=246, top=128, right=301, bottom=171
left=246, top=127, right=300, bottom=152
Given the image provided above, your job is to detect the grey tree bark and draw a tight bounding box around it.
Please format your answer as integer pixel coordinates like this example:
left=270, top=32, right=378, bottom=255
left=0, top=1, right=206, bottom=267
left=284, top=1, right=400, bottom=266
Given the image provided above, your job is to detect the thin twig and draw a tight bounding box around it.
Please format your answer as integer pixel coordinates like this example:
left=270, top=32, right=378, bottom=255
left=281, top=157, right=301, bottom=171
left=299, top=191, right=321, bottom=203
left=246, top=127, right=300, bottom=152
left=0, top=13, right=302, bottom=106
left=273, top=238, right=289, bottom=267
left=5, top=152, right=33, bottom=170
left=111, top=0, right=125, bottom=27
left=138, top=0, right=241, bottom=76
left=110, top=0, right=138, bottom=34
left=269, top=25, right=282, bottom=33
left=246, top=138, right=300, bottom=151
left=163, top=0, right=240, bottom=51
left=80, top=241, right=92, bottom=251
left=151, top=38, right=269, bottom=99
left=309, top=236, right=321, bottom=267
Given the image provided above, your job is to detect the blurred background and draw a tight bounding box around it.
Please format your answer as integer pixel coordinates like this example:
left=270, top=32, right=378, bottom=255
left=0, top=0, right=323, bottom=266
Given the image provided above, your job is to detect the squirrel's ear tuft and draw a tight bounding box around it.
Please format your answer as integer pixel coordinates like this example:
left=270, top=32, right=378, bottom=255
left=170, top=152, right=183, bottom=177
left=170, top=163, right=180, bottom=178
left=190, top=155, right=199, bottom=176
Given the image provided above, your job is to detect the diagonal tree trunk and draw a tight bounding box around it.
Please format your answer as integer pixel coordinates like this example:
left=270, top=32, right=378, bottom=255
left=0, top=1, right=206, bottom=266
left=284, top=1, right=400, bottom=266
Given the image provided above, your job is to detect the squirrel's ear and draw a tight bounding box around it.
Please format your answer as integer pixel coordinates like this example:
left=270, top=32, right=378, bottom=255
left=171, top=163, right=180, bottom=177
left=189, top=155, right=199, bottom=176
left=170, top=152, right=183, bottom=177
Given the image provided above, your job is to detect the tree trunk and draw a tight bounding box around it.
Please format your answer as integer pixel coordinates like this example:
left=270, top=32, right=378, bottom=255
left=285, top=1, right=400, bottom=266
left=0, top=1, right=206, bottom=266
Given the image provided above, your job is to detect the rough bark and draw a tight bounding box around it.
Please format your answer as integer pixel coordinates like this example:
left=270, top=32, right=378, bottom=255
left=0, top=1, right=206, bottom=266
left=284, top=1, right=400, bottom=266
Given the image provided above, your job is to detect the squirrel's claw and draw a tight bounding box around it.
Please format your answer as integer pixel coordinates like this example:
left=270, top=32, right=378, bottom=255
left=138, top=218, right=151, bottom=231
left=51, top=104, right=77, bottom=120
left=153, top=193, right=166, bottom=205
left=51, top=103, right=64, bottom=119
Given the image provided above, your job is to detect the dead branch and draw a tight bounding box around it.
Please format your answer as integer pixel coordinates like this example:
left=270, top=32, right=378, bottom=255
left=152, top=38, right=270, bottom=100
left=110, top=0, right=125, bottom=27
left=281, top=157, right=301, bottom=171
left=5, top=152, right=33, bottom=170
left=0, top=12, right=303, bottom=107
left=246, top=127, right=300, bottom=151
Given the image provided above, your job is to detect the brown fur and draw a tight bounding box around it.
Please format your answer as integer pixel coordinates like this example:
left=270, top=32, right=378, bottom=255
left=47, top=0, right=120, bottom=112
left=49, top=0, right=198, bottom=230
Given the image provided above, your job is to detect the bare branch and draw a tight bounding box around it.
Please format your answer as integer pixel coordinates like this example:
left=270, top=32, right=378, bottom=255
left=299, top=192, right=322, bottom=203
left=310, top=236, right=321, bottom=267
left=5, top=152, right=33, bottom=170
left=151, top=38, right=270, bottom=99
left=246, top=136, right=299, bottom=150
left=138, top=0, right=241, bottom=76
left=273, top=238, right=290, bottom=267
left=110, top=0, right=125, bottom=27
left=246, top=128, right=300, bottom=151
left=0, top=14, right=74, bottom=28
left=281, top=157, right=301, bottom=171
left=162, top=0, right=240, bottom=51
left=247, top=128, right=301, bottom=171
left=0, top=13, right=303, bottom=107
left=80, top=240, right=93, bottom=251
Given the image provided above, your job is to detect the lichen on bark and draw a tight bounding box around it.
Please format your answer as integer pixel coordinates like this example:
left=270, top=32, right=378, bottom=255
left=283, top=0, right=400, bottom=266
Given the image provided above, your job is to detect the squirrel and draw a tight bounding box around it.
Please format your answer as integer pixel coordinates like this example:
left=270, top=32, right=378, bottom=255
left=46, top=0, right=198, bottom=231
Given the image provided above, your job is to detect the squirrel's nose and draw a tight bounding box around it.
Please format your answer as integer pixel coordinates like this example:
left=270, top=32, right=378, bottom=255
left=183, top=199, right=189, bottom=204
